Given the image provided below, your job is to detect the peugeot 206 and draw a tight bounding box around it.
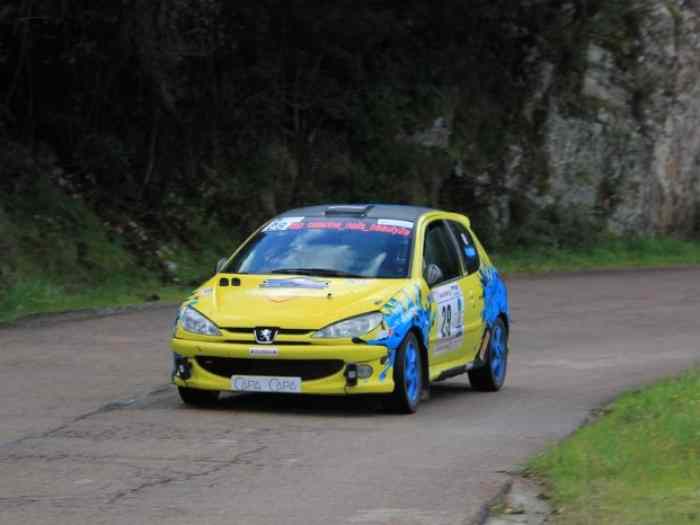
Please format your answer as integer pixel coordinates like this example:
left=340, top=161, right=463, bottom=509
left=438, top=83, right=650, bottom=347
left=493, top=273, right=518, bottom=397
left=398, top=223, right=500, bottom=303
left=170, top=204, right=509, bottom=413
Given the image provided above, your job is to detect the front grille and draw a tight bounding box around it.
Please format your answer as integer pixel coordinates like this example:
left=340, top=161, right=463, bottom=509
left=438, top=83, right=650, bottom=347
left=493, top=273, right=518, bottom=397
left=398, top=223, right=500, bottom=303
left=224, top=340, right=310, bottom=346
left=195, top=356, right=344, bottom=381
left=221, top=327, right=313, bottom=336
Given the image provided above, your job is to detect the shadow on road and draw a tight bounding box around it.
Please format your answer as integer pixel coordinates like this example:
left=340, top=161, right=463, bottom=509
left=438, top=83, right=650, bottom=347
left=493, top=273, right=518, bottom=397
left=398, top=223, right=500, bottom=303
left=140, top=380, right=480, bottom=418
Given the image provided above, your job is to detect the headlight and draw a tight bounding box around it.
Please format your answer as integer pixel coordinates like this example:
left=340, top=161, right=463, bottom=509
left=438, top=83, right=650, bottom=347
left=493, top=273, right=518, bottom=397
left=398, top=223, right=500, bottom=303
left=313, top=312, right=383, bottom=339
left=179, top=306, right=221, bottom=336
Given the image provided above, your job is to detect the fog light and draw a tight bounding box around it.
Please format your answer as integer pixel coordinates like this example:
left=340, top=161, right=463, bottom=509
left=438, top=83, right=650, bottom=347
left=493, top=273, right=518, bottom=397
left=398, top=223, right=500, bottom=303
left=344, top=364, right=358, bottom=386
left=357, top=364, right=373, bottom=379
left=173, top=353, right=191, bottom=380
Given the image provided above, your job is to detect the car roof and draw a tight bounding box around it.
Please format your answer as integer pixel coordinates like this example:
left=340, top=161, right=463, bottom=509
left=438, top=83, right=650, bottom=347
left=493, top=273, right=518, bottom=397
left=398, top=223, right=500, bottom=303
left=277, top=204, right=438, bottom=222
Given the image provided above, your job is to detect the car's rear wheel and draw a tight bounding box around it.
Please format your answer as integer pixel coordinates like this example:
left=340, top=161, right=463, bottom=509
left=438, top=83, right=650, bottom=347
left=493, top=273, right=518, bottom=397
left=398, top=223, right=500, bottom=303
left=177, top=386, right=219, bottom=406
left=468, top=317, right=508, bottom=391
left=389, top=333, right=422, bottom=413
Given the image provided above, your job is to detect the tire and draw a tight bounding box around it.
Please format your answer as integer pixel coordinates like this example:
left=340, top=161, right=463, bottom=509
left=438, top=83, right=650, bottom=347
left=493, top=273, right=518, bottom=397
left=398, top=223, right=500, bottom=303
left=468, top=317, right=508, bottom=392
left=177, top=386, right=219, bottom=406
left=389, top=332, right=423, bottom=413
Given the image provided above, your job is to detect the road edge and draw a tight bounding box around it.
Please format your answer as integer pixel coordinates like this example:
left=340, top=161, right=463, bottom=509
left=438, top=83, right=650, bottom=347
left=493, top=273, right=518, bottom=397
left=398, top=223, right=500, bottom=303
left=480, top=475, right=551, bottom=525
left=467, top=478, right=513, bottom=525
left=502, top=263, right=700, bottom=281
left=0, top=301, right=180, bottom=330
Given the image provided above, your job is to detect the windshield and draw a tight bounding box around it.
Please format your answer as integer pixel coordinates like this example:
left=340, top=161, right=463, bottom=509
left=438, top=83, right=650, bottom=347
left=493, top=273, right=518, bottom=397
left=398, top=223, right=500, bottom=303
left=224, top=217, right=414, bottom=278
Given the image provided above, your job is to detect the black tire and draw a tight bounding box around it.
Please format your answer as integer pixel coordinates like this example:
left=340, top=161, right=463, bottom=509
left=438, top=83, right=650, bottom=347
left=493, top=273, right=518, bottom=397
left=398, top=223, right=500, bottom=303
left=177, top=386, right=219, bottom=406
left=388, top=332, right=423, bottom=414
left=468, top=317, right=508, bottom=392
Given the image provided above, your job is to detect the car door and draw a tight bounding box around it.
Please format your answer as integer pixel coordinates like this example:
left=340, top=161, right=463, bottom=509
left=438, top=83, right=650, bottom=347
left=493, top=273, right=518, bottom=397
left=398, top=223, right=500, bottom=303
left=422, top=220, right=470, bottom=365
left=446, top=220, right=486, bottom=361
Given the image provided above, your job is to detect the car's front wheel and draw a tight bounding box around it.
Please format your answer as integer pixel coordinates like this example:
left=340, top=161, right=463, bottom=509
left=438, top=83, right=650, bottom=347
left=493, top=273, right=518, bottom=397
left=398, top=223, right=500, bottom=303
left=389, top=332, right=423, bottom=413
left=177, top=386, right=219, bottom=406
left=468, top=317, right=508, bottom=391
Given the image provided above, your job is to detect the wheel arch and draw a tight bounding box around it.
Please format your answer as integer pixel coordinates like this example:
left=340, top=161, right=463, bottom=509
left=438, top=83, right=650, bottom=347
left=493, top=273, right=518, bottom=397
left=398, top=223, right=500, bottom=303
left=498, top=312, right=510, bottom=335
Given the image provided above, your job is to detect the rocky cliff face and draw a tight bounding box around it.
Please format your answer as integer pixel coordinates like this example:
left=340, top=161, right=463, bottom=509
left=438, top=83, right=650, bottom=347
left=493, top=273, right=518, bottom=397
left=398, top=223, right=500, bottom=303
left=411, top=1, right=700, bottom=240
left=524, top=1, right=700, bottom=236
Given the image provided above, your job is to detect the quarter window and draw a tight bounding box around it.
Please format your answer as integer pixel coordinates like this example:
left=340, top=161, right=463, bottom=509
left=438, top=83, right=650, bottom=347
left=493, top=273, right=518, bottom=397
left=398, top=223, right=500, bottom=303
left=447, top=221, right=480, bottom=275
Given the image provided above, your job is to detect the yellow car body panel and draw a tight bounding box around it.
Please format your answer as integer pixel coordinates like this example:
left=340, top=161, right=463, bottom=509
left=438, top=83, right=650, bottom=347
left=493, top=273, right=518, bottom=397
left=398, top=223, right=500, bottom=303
left=186, top=275, right=409, bottom=331
left=169, top=205, right=510, bottom=401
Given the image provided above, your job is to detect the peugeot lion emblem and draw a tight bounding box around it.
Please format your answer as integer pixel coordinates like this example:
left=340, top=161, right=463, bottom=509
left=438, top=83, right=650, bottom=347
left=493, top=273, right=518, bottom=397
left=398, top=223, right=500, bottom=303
left=254, top=327, right=278, bottom=344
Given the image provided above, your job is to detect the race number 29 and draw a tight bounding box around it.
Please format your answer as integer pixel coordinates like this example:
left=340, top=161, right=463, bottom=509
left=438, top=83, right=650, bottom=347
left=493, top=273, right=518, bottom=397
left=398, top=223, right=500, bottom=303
left=433, top=283, right=464, bottom=340
left=440, top=304, right=452, bottom=338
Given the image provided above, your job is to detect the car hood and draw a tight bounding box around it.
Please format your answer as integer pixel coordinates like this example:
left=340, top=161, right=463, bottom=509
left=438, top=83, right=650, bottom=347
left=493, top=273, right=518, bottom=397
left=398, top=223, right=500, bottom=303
left=188, top=275, right=412, bottom=330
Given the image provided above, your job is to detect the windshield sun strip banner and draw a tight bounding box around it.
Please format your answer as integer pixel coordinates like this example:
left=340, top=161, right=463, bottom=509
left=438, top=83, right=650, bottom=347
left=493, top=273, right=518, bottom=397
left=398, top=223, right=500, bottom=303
left=264, top=218, right=414, bottom=236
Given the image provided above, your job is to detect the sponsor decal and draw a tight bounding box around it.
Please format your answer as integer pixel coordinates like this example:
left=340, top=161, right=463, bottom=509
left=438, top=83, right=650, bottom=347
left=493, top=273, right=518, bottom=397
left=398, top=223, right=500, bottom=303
left=249, top=346, right=279, bottom=357
left=480, top=266, right=509, bottom=328
left=260, top=277, right=328, bottom=289
left=367, top=223, right=411, bottom=236
left=262, top=216, right=305, bottom=232
left=365, top=284, right=433, bottom=381
left=459, top=233, right=477, bottom=258
left=305, top=220, right=346, bottom=230
left=377, top=219, right=414, bottom=229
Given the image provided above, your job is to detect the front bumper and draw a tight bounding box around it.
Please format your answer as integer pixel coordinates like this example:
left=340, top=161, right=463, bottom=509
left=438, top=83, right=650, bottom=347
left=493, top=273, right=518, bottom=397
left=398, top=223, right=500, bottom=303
left=170, top=337, right=395, bottom=395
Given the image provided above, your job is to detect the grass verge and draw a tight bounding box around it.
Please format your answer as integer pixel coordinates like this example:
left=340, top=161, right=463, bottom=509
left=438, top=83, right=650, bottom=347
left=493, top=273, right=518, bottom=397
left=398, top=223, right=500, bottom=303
left=0, top=175, right=226, bottom=324
left=495, top=237, right=700, bottom=274
left=528, top=369, right=700, bottom=525
left=0, top=278, right=189, bottom=324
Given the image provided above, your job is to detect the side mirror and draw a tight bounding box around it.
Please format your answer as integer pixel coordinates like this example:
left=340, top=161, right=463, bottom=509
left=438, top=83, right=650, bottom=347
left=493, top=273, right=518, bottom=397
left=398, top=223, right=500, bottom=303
left=215, top=257, right=228, bottom=274
left=425, top=263, right=444, bottom=287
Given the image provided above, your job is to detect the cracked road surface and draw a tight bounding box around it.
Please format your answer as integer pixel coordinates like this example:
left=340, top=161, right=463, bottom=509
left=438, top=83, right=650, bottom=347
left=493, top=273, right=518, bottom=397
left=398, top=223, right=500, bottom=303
left=1, top=268, right=699, bottom=525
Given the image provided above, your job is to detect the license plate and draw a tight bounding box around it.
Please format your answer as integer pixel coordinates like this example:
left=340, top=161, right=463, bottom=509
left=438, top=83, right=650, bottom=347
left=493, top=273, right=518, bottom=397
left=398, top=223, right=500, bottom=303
left=230, top=375, right=302, bottom=394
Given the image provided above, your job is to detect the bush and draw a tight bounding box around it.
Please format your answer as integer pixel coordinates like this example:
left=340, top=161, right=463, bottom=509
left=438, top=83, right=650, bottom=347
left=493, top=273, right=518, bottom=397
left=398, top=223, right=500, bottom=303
left=503, top=203, right=605, bottom=250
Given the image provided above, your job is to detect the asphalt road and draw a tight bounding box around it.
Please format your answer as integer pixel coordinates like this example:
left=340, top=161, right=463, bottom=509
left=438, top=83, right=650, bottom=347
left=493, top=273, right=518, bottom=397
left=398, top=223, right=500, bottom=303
left=1, top=268, right=699, bottom=525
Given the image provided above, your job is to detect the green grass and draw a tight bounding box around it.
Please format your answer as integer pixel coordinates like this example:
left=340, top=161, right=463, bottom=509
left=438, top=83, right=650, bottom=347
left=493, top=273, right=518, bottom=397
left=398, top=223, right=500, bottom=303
left=528, top=369, right=700, bottom=525
left=494, top=237, right=700, bottom=274
left=0, top=175, right=221, bottom=324
left=0, top=278, right=189, bottom=324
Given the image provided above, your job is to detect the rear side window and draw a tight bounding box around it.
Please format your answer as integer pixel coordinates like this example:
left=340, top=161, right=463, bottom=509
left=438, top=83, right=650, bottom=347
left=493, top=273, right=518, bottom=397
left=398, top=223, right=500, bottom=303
left=447, top=221, right=480, bottom=275
left=423, top=221, right=462, bottom=284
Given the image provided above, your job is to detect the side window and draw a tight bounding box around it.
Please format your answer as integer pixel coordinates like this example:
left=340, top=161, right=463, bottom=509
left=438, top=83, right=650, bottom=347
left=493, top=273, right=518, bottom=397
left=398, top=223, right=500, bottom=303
left=423, top=221, right=462, bottom=286
left=448, top=221, right=480, bottom=275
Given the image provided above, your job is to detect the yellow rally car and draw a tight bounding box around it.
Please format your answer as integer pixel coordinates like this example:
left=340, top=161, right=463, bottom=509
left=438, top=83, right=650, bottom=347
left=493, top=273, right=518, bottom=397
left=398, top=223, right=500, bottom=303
left=170, top=204, right=509, bottom=413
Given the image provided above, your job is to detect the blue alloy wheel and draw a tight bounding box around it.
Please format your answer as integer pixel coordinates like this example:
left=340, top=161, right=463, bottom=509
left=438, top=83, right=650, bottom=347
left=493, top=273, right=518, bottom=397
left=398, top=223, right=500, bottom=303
left=468, top=317, right=508, bottom=391
left=404, top=339, right=419, bottom=404
left=391, top=332, right=422, bottom=413
left=489, top=323, right=506, bottom=385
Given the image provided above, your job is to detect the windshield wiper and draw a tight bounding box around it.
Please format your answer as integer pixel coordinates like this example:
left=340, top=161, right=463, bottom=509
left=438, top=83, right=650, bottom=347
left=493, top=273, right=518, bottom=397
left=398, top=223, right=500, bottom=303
left=268, top=268, right=367, bottom=278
